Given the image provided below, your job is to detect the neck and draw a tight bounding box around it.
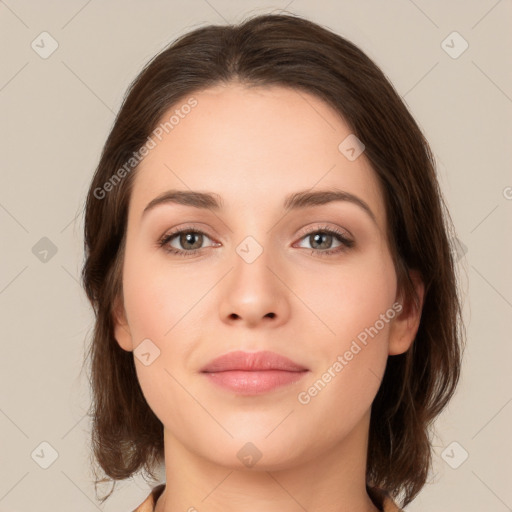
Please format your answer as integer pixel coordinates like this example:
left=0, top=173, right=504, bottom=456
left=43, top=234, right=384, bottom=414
left=155, top=409, right=380, bottom=512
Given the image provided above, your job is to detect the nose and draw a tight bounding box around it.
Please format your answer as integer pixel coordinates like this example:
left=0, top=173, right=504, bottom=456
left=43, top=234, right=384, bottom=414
left=218, top=245, right=291, bottom=329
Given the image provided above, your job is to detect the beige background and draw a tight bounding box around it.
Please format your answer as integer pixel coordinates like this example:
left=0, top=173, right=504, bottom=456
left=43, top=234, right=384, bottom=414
left=1, top=1, right=511, bottom=511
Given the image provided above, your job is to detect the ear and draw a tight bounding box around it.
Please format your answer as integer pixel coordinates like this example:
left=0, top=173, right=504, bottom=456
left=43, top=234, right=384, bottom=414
left=388, top=269, right=425, bottom=356
left=112, top=295, right=134, bottom=352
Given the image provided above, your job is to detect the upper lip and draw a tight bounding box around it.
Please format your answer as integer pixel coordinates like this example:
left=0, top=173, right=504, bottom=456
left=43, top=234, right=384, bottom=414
left=200, top=350, right=308, bottom=372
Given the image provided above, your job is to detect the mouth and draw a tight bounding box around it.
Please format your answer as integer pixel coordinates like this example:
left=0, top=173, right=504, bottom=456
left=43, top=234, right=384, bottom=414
left=200, top=350, right=309, bottom=395
left=202, top=369, right=309, bottom=394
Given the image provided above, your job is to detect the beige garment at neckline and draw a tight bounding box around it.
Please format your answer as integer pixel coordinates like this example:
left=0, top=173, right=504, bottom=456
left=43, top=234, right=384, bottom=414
left=132, top=483, right=404, bottom=512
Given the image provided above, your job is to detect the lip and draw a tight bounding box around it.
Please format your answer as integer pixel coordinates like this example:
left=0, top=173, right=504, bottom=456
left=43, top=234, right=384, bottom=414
left=200, top=350, right=308, bottom=372
left=200, top=350, right=309, bottom=394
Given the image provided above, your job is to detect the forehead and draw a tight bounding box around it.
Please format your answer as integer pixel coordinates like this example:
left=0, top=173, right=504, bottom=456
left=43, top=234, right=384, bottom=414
left=130, top=83, right=386, bottom=230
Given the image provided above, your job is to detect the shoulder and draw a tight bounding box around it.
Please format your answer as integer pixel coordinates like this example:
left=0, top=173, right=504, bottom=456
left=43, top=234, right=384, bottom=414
left=132, top=483, right=166, bottom=512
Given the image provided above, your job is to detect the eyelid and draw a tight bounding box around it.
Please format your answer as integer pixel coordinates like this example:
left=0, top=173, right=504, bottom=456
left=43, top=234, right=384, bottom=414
left=294, top=223, right=353, bottom=241
left=159, top=222, right=352, bottom=244
left=160, top=223, right=217, bottom=239
left=158, top=224, right=218, bottom=246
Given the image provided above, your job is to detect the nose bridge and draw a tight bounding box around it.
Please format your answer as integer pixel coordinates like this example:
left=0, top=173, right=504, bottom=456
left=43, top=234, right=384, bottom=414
left=218, top=227, right=290, bottom=326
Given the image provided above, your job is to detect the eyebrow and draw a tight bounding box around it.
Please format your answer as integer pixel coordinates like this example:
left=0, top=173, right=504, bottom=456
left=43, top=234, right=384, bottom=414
left=142, top=188, right=377, bottom=225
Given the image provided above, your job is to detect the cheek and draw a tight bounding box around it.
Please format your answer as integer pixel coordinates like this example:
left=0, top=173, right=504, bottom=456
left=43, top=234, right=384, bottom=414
left=292, top=246, right=396, bottom=407
left=122, top=252, right=202, bottom=427
left=296, top=246, right=397, bottom=347
left=122, top=245, right=207, bottom=342
left=294, top=263, right=396, bottom=438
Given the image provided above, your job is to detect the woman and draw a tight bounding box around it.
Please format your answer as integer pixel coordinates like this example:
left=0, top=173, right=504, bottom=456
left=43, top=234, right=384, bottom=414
left=81, top=13, right=464, bottom=512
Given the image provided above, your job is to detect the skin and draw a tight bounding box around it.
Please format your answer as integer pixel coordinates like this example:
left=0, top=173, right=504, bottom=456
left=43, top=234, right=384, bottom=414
left=113, top=83, right=424, bottom=512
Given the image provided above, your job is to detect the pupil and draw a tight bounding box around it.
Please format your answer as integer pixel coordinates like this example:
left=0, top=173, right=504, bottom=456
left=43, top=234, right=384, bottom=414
left=182, top=232, right=201, bottom=250
left=313, top=233, right=331, bottom=249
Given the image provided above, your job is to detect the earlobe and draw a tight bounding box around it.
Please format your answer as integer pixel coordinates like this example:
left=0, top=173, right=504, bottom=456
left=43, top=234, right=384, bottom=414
left=112, top=296, right=134, bottom=352
left=388, top=269, right=425, bottom=356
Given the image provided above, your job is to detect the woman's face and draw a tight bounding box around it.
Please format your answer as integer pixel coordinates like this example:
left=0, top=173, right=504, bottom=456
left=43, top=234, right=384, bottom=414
left=113, top=83, right=417, bottom=469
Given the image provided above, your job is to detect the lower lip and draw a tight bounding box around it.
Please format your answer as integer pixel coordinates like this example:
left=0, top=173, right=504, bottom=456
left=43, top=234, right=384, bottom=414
left=203, top=370, right=309, bottom=394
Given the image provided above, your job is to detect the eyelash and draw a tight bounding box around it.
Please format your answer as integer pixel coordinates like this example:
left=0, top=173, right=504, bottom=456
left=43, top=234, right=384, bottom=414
left=157, top=224, right=355, bottom=258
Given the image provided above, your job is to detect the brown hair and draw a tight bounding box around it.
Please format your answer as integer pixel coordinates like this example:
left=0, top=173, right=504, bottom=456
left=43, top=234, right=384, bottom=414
left=81, top=12, right=465, bottom=507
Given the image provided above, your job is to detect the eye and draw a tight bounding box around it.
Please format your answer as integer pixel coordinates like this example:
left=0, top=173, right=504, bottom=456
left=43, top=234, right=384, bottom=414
left=294, top=225, right=354, bottom=257
left=158, top=227, right=217, bottom=257
left=157, top=224, right=354, bottom=258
